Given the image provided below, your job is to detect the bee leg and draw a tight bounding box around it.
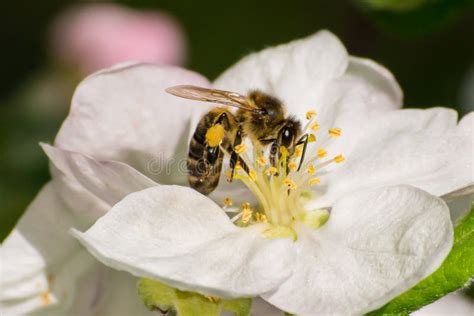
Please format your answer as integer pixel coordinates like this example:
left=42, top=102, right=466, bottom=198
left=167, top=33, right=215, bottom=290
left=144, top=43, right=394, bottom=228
left=295, top=134, right=309, bottom=171
left=228, top=127, right=248, bottom=182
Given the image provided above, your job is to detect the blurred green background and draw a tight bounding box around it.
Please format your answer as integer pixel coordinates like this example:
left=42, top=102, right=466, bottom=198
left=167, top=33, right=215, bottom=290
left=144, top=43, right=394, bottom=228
left=1, top=0, right=473, bottom=241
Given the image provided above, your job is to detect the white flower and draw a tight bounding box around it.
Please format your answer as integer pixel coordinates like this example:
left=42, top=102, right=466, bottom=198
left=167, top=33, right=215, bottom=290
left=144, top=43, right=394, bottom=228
left=2, top=30, right=473, bottom=315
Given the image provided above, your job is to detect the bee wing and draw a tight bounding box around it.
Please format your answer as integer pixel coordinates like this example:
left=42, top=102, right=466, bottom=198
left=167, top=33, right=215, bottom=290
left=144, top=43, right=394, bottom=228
left=165, top=85, right=257, bottom=112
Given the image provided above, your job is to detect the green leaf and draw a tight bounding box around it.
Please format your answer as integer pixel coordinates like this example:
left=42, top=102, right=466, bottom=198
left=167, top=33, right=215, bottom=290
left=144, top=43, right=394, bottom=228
left=138, top=278, right=252, bottom=316
left=368, top=203, right=474, bottom=316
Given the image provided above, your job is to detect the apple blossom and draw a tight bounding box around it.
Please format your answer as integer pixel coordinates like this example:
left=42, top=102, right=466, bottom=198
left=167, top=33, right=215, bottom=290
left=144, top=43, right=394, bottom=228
left=1, top=30, right=473, bottom=315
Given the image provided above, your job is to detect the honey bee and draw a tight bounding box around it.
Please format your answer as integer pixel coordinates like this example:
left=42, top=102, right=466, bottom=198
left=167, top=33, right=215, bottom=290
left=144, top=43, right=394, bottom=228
left=166, top=85, right=310, bottom=195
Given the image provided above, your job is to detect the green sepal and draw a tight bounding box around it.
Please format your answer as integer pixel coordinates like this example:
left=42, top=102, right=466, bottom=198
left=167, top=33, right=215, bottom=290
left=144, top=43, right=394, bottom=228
left=138, top=278, right=252, bottom=316
left=367, top=203, right=474, bottom=316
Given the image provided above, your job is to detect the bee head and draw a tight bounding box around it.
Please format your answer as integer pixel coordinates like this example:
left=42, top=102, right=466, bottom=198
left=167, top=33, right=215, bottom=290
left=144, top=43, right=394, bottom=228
left=248, top=90, right=285, bottom=122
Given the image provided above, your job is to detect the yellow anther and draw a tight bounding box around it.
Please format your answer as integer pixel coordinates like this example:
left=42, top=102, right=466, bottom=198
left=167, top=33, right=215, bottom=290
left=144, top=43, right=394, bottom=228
left=307, top=164, right=317, bottom=175
left=255, top=212, right=268, bottom=223
left=257, top=156, right=267, bottom=167
left=235, top=161, right=242, bottom=170
left=205, top=124, right=225, bottom=147
left=328, top=127, right=342, bottom=137
left=249, top=170, right=257, bottom=182
left=310, top=122, right=320, bottom=131
left=308, top=134, right=316, bottom=143
left=234, top=143, right=247, bottom=154
left=308, top=177, right=321, bottom=186
left=241, top=203, right=252, bottom=224
left=288, top=161, right=298, bottom=171
left=293, top=147, right=303, bottom=158
left=334, top=154, right=345, bottom=163
left=223, top=197, right=233, bottom=207
left=317, top=148, right=327, bottom=158
left=279, top=146, right=289, bottom=156
left=265, top=166, right=278, bottom=176
left=41, top=292, right=52, bottom=306
left=283, top=178, right=298, bottom=190
left=306, top=110, right=317, bottom=120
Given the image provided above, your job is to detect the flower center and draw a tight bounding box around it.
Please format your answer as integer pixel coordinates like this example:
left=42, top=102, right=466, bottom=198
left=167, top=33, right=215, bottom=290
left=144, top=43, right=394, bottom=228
left=221, top=110, right=345, bottom=236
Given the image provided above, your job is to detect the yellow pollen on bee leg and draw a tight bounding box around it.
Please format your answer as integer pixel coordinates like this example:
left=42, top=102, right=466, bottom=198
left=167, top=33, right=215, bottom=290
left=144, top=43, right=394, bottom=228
left=310, top=122, right=320, bottom=131
left=223, top=197, right=233, bottom=207
left=306, top=110, right=317, bottom=120
left=283, top=178, right=297, bottom=190
left=225, top=170, right=233, bottom=180
left=317, top=148, right=327, bottom=158
left=279, top=146, right=289, bottom=156
left=308, top=178, right=321, bottom=186
left=288, top=161, right=298, bottom=171
left=308, top=134, right=316, bottom=143
left=334, top=155, right=345, bottom=163
left=328, top=127, right=342, bottom=137
left=307, top=164, right=317, bottom=175
left=265, top=166, right=278, bottom=176
left=257, top=156, right=267, bottom=167
left=205, top=124, right=225, bottom=147
left=40, top=292, right=52, bottom=306
left=234, top=143, right=247, bottom=154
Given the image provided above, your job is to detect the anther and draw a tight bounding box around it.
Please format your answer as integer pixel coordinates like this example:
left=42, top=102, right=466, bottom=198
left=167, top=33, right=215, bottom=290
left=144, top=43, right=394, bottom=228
left=223, top=197, right=233, bottom=207
left=307, top=164, right=316, bottom=175
left=306, top=110, right=317, bottom=120
left=293, top=147, right=303, bottom=158
left=328, top=127, right=342, bottom=137
left=317, top=148, right=327, bottom=158
left=235, top=144, right=247, bottom=154
left=241, top=203, right=252, bottom=224
left=249, top=170, right=257, bottom=182
left=257, top=156, right=267, bottom=167
left=308, top=134, right=316, bottom=143
left=288, top=162, right=298, bottom=171
left=308, top=178, right=321, bottom=186
left=283, top=178, right=297, bottom=190
left=310, top=122, right=320, bottom=131
left=255, top=212, right=268, bottom=223
left=334, top=155, right=345, bottom=163
left=265, top=166, right=278, bottom=176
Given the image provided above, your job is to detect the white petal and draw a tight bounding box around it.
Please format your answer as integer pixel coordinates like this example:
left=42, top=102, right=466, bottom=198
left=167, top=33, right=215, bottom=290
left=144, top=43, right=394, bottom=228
left=55, top=63, right=210, bottom=185
left=347, top=56, right=403, bottom=110
left=412, top=291, right=474, bottom=316
left=42, top=144, right=157, bottom=207
left=214, top=30, right=348, bottom=120
left=315, top=108, right=472, bottom=207
left=73, top=185, right=295, bottom=298
left=0, top=183, right=82, bottom=301
left=445, top=194, right=474, bottom=224
left=263, top=185, right=453, bottom=315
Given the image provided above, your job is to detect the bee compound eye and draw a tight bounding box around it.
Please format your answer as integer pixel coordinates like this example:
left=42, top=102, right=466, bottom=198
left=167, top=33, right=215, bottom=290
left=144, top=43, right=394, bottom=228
left=280, top=127, right=294, bottom=147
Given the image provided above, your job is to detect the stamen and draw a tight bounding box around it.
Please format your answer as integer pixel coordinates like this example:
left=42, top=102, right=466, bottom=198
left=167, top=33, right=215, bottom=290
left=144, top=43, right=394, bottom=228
left=306, top=110, right=317, bottom=120
left=328, top=127, right=342, bottom=137
left=308, top=177, right=321, bottom=186
left=262, top=225, right=297, bottom=241
left=235, top=161, right=242, bottom=170
left=241, top=203, right=253, bottom=224
left=283, top=178, right=297, bottom=190
left=265, top=166, right=278, bottom=176
left=223, top=197, right=233, bottom=207
left=257, top=156, right=267, bottom=167
left=308, top=134, right=316, bottom=143
left=317, top=148, right=327, bottom=158
left=234, top=143, right=247, bottom=154
left=310, top=122, right=320, bottom=131
left=293, top=147, right=303, bottom=158
left=334, top=154, right=345, bottom=163
left=288, top=161, right=298, bottom=171
left=255, top=212, right=268, bottom=223
left=249, top=170, right=257, bottom=182
left=307, top=164, right=316, bottom=175
left=205, top=125, right=225, bottom=147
